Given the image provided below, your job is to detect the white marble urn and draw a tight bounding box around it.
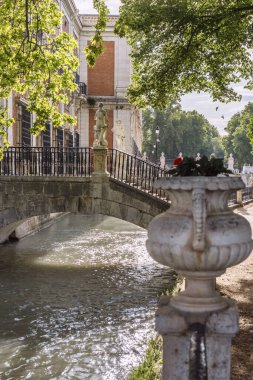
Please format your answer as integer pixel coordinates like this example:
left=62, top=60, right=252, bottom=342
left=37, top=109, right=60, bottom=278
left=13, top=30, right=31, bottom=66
left=146, top=177, right=253, bottom=313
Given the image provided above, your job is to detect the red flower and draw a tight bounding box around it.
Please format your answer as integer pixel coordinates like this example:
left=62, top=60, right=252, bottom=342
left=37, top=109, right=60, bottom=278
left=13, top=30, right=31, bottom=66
left=173, top=156, right=183, bottom=165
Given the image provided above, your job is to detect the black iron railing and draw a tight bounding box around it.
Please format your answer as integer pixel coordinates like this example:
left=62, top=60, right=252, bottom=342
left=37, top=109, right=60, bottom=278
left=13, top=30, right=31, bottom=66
left=107, top=149, right=170, bottom=201
left=228, top=190, right=237, bottom=206
left=0, top=147, right=92, bottom=177
left=242, top=187, right=253, bottom=202
left=228, top=187, right=253, bottom=205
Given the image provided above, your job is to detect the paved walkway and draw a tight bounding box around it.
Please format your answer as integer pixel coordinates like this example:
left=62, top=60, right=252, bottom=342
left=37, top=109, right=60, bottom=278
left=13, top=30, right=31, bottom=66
left=217, top=204, right=253, bottom=379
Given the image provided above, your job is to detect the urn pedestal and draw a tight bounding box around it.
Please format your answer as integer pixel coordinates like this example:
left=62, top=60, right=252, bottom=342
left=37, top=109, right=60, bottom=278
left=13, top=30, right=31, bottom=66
left=146, top=177, right=253, bottom=379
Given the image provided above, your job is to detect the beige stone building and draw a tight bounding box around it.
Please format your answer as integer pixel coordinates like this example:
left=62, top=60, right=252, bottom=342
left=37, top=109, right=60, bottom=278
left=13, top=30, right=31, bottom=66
left=79, top=14, right=142, bottom=154
left=5, top=1, right=142, bottom=155
left=5, top=0, right=82, bottom=149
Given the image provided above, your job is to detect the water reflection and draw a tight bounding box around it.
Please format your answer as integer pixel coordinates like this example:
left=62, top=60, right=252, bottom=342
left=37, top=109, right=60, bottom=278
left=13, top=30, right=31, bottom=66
left=0, top=214, right=175, bottom=379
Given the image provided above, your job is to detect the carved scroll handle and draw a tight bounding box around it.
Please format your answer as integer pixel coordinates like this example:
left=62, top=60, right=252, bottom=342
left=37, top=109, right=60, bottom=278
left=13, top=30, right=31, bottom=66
left=192, top=188, right=206, bottom=251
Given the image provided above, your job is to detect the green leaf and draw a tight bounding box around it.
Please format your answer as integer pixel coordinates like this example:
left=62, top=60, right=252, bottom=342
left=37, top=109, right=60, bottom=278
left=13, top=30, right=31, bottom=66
left=0, top=0, right=79, bottom=152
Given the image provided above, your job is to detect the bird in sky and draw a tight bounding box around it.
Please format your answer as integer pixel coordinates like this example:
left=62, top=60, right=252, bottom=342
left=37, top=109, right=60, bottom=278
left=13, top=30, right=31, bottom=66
left=221, top=115, right=225, bottom=119
left=215, top=106, right=219, bottom=111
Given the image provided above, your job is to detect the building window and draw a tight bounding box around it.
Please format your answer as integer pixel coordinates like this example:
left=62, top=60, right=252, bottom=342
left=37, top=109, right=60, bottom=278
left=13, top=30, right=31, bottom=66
left=42, top=122, right=51, bottom=147
left=19, top=103, right=31, bottom=146
left=68, top=132, right=73, bottom=148
left=56, top=128, right=64, bottom=148
left=75, top=132, right=80, bottom=147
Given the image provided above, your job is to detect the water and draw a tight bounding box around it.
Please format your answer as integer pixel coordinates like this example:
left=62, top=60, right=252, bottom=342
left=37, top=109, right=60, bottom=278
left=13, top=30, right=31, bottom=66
left=0, top=214, right=175, bottom=380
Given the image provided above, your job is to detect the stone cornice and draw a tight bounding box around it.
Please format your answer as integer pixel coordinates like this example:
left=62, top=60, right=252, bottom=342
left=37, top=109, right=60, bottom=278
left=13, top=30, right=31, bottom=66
left=85, top=96, right=135, bottom=110
left=79, top=14, right=119, bottom=28
left=61, top=0, right=83, bottom=31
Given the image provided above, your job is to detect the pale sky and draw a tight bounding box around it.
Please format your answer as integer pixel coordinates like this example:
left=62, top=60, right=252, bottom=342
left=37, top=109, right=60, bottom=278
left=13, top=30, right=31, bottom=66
left=74, top=0, right=253, bottom=135
left=181, top=86, right=253, bottom=135
left=75, top=0, right=120, bottom=14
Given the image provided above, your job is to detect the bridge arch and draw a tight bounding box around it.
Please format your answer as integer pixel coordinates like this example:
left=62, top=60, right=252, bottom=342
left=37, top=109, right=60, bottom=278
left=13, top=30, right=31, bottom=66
left=0, top=176, right=169, bottom=242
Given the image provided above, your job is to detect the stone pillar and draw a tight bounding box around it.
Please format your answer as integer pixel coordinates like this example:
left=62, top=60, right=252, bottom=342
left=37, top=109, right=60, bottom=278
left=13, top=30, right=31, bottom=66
left=236, top=189, right=243, bottom=204
left=156, top=296, right=239, bottom=380
left=156, top=297, right=189, bottom=380
left=206, top=301, right=239, bottom=380
left=91, top=148, right=109, bottom=215
left=92, top=147, right=108, bottom=176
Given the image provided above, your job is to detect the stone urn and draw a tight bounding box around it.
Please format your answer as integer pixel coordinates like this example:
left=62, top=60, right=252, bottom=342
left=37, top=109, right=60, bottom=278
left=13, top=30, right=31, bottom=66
left=146, top=176, right=253, bottom=313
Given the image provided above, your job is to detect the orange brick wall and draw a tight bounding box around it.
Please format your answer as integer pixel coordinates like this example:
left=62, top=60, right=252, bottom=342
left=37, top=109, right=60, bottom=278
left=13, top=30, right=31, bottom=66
left=89, top=108, right=113, bottom=149
left=87, top=41, right=115, bottom=96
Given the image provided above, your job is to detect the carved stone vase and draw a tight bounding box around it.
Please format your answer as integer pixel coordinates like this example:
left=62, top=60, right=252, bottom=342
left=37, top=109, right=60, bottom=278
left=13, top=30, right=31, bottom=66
left=146, top=177, right=253, bottom=313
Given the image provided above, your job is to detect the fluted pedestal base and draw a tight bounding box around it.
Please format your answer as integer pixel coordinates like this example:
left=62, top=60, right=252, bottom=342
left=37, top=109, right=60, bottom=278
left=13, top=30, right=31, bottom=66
left=156, top=296, right=238, bottom=380
left=171, top=270, right=227, bottom=313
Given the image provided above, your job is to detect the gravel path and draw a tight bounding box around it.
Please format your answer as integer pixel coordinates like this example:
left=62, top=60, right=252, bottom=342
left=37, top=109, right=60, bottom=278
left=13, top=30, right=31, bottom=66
left=216, top=204, right=253, bottom=379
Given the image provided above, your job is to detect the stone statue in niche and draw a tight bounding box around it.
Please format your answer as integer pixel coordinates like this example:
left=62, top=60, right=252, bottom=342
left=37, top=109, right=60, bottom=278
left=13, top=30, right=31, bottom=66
left=228, top=153, right=234, bottom=171
left=94, top=103, right=108, bottom=148
left=114, top=120, right=126, bottom=151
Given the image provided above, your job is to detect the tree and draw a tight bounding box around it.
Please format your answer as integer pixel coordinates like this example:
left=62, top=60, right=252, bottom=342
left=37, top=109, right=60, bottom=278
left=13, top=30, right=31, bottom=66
left=0, top=0, right=79, bottom=158
left=142, top=105, right=224, bottom=163
left=113, top=0, right=253, bottom=108
left=87, top=1, right=253, bottom=107
left=85, top=0, right=110, bottom=66
left=223, top=103, right=253, bottom=169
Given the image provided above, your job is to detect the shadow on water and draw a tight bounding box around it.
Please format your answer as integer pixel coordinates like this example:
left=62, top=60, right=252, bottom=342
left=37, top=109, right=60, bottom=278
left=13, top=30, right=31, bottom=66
left=0, top=214, right=175, bottom=380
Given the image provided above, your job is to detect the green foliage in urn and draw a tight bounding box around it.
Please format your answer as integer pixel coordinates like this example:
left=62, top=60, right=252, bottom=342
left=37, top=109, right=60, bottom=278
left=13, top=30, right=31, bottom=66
left=0, top=0, right=79, bottom=158
left=168, top=156, right=232, bottom=177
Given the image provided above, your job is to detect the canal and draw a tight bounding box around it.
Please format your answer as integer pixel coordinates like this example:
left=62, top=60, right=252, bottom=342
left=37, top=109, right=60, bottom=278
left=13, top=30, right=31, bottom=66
left=0, top=214, right=175, bottom=380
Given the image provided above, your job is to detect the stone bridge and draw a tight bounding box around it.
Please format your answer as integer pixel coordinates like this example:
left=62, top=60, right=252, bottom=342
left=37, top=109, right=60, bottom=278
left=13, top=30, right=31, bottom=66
left=0, top=173, right=169, bottom=243
left=0, top=146, right=170, bottom=242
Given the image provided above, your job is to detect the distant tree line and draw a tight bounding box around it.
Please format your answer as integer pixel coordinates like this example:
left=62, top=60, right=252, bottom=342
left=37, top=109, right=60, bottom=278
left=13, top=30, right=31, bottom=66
left=223, top=103, right=253, bottom=170
left=142, top=103, right=224, bottom=164
left=142, top=102, right=253, bottom=171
